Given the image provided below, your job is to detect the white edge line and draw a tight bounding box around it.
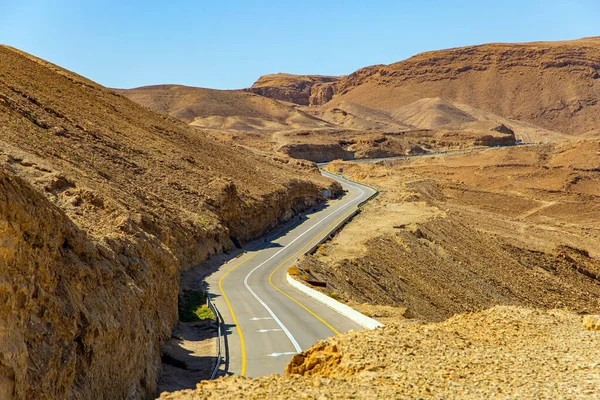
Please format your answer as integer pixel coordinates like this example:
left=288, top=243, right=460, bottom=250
left=286, top=273, right=383, bottom=330
left=242, top=176, right=367, bottom=353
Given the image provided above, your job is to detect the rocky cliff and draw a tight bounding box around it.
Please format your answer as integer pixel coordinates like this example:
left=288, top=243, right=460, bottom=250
left=245, top=73, right=341, bottom=106
left=0, top=45, right=339, bottom=399
left=277, top=143, right=354, bottom=163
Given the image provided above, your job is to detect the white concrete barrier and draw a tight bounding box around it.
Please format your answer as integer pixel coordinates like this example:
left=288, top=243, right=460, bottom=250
left=286, top=273, right=383, bottom=330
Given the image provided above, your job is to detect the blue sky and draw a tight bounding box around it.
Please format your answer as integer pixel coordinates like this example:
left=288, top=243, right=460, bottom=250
left=1, top=1, right=599, bottom=89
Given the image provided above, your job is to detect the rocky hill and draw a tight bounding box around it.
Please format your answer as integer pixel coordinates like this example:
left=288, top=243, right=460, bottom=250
left=121, top=86, right=562, bottom=162
left=118, top=84, right=332, bottom=131
left=244, top=73, right=341, bottom=106
left=313, top=38, right=600, bottom=136
left=307, top=97, right=566, bottom=143
left=0, top=45, right=338, bottom=399
left=119, top=39, right=597, bottom=163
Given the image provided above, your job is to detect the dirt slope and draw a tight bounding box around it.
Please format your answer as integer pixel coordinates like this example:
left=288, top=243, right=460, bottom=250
left=161, top=307, right=600, bottom=399
left=317, top=38, right=600, bottom=136
left=118, top=85, right=330, bottom=130
left=0, top=45, right=338, bottom=399
left=292, top=140, right=600, bottom=322
left=308, top=97, right=566, bottom=143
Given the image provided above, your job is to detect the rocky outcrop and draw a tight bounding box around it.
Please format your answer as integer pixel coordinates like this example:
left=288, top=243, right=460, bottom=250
left=474, top=134, right=516, bottom=147
left=473, top=129, right=516, bottom=146
left=308, top=82, right=336, bottom=106
left=582, top=315, right=600, bottom=331
left=246, top=74, right=341, bottom=106
left=0, top=168, right=179, bottom=399
left=491, top=123, right=515, bottom=135
left=277, top=143, right=354, bottom=163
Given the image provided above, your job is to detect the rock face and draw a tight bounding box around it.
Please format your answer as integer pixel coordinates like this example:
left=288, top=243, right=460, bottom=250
left=245, top=73, right=341, bottom=106
left=491, top=123, right=515, bottom=135
left=277, top=143, right=354, bottom=163
left=0, top=45, right=339, bottom=399
left=0, top=167, right=178, bottom=399
left=582, top=315, right=600, bottom=331
left=482, top=124, right=517, bottom=145
left=308, top=82, right=336, bottom=105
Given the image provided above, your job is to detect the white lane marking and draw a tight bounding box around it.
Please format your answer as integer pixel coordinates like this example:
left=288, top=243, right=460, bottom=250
left=250, top=317, right=273, bottom=321
left=257, top=329, right=283, bottom=333
left=267, top=352, right=297, bottom=357
left=242, top=177, right=368, bottom=354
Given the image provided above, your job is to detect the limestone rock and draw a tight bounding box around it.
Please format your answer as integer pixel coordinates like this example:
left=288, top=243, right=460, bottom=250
left=582, top=315, right=600, bottom=331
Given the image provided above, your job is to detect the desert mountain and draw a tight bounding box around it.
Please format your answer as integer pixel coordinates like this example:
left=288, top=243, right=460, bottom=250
left=0, top=45, right=336, bottom=398
left=117, top=84, right=331, bottom=131
left=246, top=38, right=600, bottom=137
left=309, top=37, right=600, bottom=136
left=119, top=39, right=596, bottom=162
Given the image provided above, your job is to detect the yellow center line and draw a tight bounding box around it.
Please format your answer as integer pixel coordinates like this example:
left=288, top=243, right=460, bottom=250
left=217, top=251, right=260, bottom=377
left=218, top=189, right=368, bottom=375
left=268, top=204, right=363, bottom=336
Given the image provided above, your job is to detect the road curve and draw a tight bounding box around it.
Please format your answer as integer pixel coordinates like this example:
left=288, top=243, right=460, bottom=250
left=204, top=170, right=376, bottom=377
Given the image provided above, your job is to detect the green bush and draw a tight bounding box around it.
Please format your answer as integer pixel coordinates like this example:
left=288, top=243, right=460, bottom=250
left=179, top=290, right=215, bottom=322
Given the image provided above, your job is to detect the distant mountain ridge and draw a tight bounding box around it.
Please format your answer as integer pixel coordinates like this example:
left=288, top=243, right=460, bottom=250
left=236, top=38, right=600, bottom=137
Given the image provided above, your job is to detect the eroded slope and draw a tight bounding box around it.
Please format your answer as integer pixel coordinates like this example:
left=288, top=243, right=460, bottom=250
left=118, top=85, right=330, bottom=131
left=0, top=45, right=338, bottom=399
left=295, top=140, right=600, bottom=321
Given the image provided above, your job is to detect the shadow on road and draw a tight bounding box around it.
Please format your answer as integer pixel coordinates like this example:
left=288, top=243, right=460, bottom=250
left=165, top=194, right=347, bottom=386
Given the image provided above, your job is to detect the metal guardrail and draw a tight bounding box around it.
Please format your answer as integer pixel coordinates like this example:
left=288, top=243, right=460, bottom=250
left=205, top=294, right=223, bottom=380
left=201, top=167, right=379, bottom=379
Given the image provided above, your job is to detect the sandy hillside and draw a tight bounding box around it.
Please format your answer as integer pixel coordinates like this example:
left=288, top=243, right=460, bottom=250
left=0, top=45, right=338, bottom=399
left=309, top=38, right=600, bottom=136
left=307, top=97, right=567, bottom=143
left=122, top=87, right=546, bottom=162
left=161, top=307, right=600, bottom=399
left=291, top=140, right=600, bottom=322
left=117, top=84, right=331, bottom=130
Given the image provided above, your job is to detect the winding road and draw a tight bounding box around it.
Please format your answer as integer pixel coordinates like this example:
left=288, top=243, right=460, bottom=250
left=205, top=170, right=376, bottom=377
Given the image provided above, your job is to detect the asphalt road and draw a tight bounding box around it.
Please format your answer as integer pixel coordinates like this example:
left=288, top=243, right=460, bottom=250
left=205, top=170, right=376, bottom=377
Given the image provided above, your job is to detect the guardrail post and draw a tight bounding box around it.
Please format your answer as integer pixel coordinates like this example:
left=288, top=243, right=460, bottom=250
left=203, top=290, right=223, bottom=380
